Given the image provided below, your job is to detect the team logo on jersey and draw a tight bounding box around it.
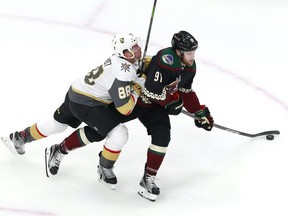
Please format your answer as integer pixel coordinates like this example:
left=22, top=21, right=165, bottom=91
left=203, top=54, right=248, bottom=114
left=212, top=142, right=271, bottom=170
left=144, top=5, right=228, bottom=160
left=121, top=63, right=131, bottom=72
left=162, top=54, right=174, bottom=65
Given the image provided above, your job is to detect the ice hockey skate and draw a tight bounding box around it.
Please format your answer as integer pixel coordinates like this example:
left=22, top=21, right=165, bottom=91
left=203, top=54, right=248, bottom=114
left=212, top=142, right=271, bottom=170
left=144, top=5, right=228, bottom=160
left=45, top=144, right=66, bottom=177
left=138, top=173, right=160, bottom=202
left=1, top=132, right=26, bottom=155
left=97, top=165, right=117, bottom=190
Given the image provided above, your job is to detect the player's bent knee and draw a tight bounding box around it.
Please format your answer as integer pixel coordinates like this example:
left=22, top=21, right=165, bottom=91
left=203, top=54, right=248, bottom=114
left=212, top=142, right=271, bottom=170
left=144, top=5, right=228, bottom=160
left=84, top=126, right=106, bottom=142
left=37, top=117, right=68, bottom=136
left=105, top=124, right=129, bottom=151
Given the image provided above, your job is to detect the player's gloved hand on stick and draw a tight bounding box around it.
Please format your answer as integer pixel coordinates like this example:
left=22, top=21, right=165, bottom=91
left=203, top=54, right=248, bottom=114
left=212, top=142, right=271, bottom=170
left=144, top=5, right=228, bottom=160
left=194, top=105, right=214, bottom=131
left=137, top=55, right=152, bottom=75
left=165, top=94, right=183, bottom=115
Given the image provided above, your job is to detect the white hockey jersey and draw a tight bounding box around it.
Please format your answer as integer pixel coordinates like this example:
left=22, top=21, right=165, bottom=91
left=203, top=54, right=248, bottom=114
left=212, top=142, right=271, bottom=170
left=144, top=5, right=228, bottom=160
left=68, top=54, right=143, bottom=115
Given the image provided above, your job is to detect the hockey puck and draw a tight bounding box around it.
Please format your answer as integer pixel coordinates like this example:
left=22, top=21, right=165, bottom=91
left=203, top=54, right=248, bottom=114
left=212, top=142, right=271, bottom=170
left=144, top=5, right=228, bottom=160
left=266, top=134, right=274, bottom=140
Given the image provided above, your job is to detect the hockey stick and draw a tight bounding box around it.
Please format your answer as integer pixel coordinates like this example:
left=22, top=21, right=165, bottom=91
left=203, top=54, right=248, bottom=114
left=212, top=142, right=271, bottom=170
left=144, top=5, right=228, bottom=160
left=181, top=110, right=280, bottom=138
left=139, top=0, right=157, bottom=72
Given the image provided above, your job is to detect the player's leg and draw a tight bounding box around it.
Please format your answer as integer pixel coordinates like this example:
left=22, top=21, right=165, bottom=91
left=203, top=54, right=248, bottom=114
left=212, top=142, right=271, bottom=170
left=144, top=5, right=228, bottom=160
left=97, top=123, right=128, bottom=189
left=2, top=93, right=79, bottom=155
left=96, top=104, right=149, bottom=189
left=46, top=102, right=123, bottom=178
left=137, top=107, right=171, bottom=201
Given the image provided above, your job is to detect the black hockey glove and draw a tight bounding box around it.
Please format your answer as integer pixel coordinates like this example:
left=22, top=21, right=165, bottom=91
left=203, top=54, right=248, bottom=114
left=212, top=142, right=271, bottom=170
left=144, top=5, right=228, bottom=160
left=194, top=106, right=214, bottom=131
left=165, top=95, right=183, bottom=115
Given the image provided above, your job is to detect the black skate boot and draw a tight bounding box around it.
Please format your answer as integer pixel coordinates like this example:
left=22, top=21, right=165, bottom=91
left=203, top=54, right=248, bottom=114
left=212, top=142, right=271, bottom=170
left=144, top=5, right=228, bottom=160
left=138, top=172, right=160, bottom=202
left=1, top=128, right=33, bottom=155
left=97, top=164, right=117, bottom=190
left=45, top=144, right=67, bottom=177
left=97, top=151, right=117, bottom=190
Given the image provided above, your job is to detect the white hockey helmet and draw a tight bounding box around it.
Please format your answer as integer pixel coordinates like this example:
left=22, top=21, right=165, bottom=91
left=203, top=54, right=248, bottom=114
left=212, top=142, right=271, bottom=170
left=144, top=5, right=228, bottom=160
left=112, top=33, right=140, bottom=57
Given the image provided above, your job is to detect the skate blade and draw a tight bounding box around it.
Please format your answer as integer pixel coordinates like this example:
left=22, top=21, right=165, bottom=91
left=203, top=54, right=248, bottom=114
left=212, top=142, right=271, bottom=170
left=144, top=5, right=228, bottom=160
left=138, top=186, right=157, bottom=202
left=97, top=175, right=116, bottom=190
left=1, top=136, right=18, bottom=155
left=44, top=148, right=50, bottom=178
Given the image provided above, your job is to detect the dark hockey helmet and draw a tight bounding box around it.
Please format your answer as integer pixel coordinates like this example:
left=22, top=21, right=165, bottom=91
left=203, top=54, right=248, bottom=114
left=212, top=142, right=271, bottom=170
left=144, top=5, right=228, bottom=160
left=171, top=31, right=198, bottom=51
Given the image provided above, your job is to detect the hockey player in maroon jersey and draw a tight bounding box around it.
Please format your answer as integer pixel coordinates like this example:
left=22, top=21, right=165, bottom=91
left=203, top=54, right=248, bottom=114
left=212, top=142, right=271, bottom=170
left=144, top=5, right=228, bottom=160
left=132, top=30, right=214, bottom=201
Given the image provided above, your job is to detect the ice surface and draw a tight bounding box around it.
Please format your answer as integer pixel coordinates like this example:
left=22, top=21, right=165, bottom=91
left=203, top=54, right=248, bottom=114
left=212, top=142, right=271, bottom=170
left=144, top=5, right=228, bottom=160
left=0, top=0, right=287, bottom=215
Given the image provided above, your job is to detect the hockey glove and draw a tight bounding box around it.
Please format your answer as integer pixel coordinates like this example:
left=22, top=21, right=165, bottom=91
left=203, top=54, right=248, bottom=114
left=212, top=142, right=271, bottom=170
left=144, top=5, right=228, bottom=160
left=143, top=55, right=152, bottom=71
left=131, top=74, right=146, bottom=96
left=165, top=94, right=183, bottom=115
left=194, top=105, right=214, bottom=131
left=137, top=55, right=152, bottom=75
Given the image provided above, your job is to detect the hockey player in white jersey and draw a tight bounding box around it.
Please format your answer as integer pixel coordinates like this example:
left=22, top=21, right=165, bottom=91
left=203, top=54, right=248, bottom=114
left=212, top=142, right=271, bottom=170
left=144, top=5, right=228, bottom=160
left=1, top=33, right=145, bottom=189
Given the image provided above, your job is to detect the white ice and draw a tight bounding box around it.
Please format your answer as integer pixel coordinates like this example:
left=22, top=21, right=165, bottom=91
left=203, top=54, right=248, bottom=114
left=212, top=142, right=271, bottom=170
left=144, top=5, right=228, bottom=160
left=0, top=0, right=287, bottom=215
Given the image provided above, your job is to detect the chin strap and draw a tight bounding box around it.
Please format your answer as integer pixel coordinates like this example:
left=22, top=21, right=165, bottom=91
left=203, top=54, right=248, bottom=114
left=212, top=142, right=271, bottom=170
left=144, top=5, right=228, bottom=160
left=128, top=50, right=135, bottom=59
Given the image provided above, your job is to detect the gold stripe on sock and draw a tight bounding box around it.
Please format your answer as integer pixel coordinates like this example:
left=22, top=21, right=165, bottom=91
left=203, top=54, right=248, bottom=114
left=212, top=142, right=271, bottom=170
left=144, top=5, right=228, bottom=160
left=102, top=147, right=120, bottom=161
left=29, top=124, right=45, bottom=140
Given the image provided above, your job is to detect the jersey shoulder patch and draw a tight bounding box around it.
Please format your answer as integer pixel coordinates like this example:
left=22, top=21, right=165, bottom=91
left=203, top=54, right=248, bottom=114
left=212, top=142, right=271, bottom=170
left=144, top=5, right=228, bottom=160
left=162, top=54, right=174, bottom=65
left=158, top=48, right=182, bottom=69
